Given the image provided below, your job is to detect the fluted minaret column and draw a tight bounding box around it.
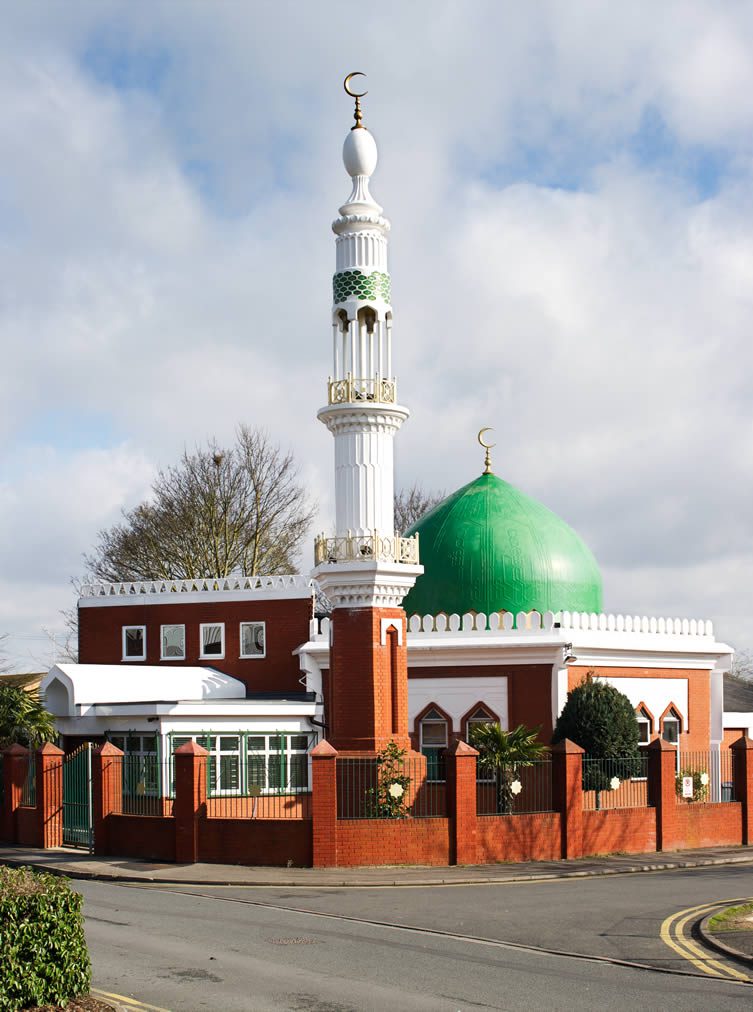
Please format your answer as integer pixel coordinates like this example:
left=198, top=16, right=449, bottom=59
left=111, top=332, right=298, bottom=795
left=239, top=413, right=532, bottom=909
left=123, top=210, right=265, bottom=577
left=312, top=78, right=422, bottom=752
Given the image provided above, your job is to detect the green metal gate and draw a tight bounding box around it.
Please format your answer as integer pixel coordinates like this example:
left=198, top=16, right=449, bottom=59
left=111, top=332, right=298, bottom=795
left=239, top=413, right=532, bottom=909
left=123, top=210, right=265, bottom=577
left=63, top=744, right=93, bottom=851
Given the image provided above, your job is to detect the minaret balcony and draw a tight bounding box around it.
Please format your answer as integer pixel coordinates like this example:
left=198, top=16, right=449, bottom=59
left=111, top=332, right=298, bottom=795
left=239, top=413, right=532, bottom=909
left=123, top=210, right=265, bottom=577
left=328, top=375, right=396, bottom=405
left=314, top=530, right=419, bottom=567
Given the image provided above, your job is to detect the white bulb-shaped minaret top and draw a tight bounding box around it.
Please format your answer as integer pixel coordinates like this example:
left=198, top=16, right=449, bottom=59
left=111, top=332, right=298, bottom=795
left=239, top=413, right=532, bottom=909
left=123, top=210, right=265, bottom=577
left=313, top=75, right=422, bottom=610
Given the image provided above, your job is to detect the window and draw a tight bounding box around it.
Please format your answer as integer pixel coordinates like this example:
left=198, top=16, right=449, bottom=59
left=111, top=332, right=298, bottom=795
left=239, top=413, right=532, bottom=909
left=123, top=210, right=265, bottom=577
left=167, top=732, right=313, bottom=795
left=161, top=624, right=186, bottom=660
left=108, top=734, right=159, bottom=796
left=196, top=735, right=241, bottom=794
left=122, top=626, right=146, bottom=661
left=636, top=707, right=652, bottom=745
left=247, top=733, right=310, bottom=792
left=420, top=708, right=448, bottom=782
left=240, top=622, right=266, bottom=658
left=466, top=707, right=495, bottom=782
left=200, top=623, right=225, bottom=659
left=662, top=717, right=680, bottom=745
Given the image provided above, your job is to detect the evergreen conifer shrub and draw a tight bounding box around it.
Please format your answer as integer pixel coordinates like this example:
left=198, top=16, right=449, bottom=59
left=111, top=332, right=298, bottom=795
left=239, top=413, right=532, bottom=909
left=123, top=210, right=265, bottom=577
left=0, top=866, right=92, bottom=1010
left=552, top=676, right=642, bottom=790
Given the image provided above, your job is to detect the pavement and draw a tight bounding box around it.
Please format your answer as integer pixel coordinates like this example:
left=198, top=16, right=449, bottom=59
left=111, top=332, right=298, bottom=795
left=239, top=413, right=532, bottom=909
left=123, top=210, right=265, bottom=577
left=1, top=842, right=753, bottom=887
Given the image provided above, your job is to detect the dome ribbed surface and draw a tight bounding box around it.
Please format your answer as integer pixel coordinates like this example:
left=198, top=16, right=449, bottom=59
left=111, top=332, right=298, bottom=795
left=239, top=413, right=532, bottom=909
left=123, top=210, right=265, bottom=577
left=402, top=472, right=602, bottom=617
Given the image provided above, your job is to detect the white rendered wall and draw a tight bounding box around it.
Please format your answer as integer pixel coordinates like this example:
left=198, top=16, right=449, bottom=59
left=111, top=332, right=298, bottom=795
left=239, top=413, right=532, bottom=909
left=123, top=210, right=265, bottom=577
left=408, top=677, right=509, bottom=734
left=594, top=675, right=689, bottom=730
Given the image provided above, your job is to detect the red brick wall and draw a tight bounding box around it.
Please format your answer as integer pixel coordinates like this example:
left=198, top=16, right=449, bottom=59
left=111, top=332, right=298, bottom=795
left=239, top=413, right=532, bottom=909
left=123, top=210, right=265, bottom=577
left=582, top=808, right=656, bottom=855
left=724, top=728, right=747, bottom=748
left=15, top=807, right=40, bottom=848
left=328, top=608, right=410, bottom=751
left=78, top=597, right=310, bottom=693
left=106, top=815, right=176, bottom=862
left=476, top=813, right=561, bottom=863
left=199, top=818, right=312, bottom=867
left=671, top=802, right=743, bottom=849
left=336, top=819, right=451, bottom=867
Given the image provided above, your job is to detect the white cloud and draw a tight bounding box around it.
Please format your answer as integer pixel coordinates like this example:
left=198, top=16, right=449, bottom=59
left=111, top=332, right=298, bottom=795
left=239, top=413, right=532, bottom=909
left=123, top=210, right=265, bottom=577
left=2, top=1, right=753, bottom=668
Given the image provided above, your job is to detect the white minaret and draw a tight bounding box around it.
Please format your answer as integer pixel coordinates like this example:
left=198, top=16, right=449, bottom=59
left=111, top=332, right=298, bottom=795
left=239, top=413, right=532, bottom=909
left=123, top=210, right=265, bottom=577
left=314, top=76, right=422, bottom=611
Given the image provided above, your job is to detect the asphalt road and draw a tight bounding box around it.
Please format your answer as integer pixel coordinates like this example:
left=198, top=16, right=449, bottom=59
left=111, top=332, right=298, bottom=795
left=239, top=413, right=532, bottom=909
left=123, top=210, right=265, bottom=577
left=77, top=864, right=753, bottom=1011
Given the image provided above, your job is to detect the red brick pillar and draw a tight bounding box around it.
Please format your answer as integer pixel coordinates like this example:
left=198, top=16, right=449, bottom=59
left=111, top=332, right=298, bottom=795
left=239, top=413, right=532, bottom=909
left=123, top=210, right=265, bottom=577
left=92, top=743, right=123, bottom=856
left=446, top=740, right=478, bottom=865
left=36, top=743, right=64, bottom=849
left=648, top=737, right=677, bottom=852
left=1, top=744, right=29, bottom=843
left=551, top=740, right=584, bottom=859
left=173, top=741, right=207, bottom=865
left=731, top=736, right=753, bottom=845
left=311, top=740, right=338, bottom=868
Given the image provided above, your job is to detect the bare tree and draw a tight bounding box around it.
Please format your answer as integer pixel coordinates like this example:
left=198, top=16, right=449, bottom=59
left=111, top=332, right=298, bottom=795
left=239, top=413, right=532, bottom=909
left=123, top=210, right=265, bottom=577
left=394, top=482, right=445, bottom=535
left=730, top=649, right=753, bottom=683
left=84, top=426, right=316, bottom=582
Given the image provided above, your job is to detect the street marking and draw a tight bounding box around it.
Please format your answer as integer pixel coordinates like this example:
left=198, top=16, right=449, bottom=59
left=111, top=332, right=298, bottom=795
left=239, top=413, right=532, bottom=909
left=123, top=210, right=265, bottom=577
left=91, top=986, right=171, bottom=1011
left=660, top=899, right=752, bottom=981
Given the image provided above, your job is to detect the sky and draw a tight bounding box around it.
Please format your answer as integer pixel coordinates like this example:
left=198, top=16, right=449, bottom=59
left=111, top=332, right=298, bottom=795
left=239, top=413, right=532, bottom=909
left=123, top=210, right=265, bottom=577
left=2, top=0, right=753, bottom=670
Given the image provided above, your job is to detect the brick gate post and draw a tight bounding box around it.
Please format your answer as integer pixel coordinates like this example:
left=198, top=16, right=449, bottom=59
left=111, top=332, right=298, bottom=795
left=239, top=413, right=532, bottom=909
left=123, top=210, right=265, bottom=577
left=647, top=737, right=677, bottom=851
left=731, top=736, right=753, bottom=845
left=311, top=741, right=338, bottom=867
left=446, top=740, right=478, bottom=865
left=173, top=741, right=208, bottom=864
left=92, top=742, right=123, bottom=856
left=36, top=743, right=64, bottom=849
left=551, top=739, right=584, bottom=859
left=1, top=744, right=29, bottom=844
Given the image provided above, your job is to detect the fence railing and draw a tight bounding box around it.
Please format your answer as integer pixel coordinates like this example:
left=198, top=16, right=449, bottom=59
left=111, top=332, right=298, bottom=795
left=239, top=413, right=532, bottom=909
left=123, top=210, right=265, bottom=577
left=582, top=756, right=650, bottom=810
left=337, top=758, right=447, bottom=819
left=477, top=760, right=554, bottom=815
left=675, top=750, right=731, bottom=804
left=110, top=755, right=174, bottom=818
left=20, top=753, right=36, bottom=808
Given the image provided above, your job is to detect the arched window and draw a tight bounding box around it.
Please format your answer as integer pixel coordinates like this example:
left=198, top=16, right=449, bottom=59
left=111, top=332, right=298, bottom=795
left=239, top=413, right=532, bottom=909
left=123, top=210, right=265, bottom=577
left=419, top=707, right=448, bottom=783
left=463, top=704, right=497, bottom=743
left=636, top=704, right=653, bottom=745
left=661, top=706, right=682, bottom=745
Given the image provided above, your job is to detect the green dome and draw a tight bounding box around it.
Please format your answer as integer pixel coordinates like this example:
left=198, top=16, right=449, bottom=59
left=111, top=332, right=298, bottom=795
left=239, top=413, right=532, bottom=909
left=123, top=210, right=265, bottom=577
left=402, top=472, right=602, bottom=618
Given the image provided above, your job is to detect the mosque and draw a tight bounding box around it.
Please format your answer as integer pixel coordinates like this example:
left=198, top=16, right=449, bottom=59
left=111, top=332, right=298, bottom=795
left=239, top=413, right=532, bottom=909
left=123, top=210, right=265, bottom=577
left=42, top=78, right=734, bottom=800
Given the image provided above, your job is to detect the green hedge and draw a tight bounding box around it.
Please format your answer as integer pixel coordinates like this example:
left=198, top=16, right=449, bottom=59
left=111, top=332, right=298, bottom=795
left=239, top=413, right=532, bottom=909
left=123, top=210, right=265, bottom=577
left=0, top=866, right=92, bottom=1010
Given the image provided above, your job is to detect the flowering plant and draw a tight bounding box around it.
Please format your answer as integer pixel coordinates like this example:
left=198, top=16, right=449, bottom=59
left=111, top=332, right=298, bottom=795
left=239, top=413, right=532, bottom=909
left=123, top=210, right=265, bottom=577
left=388, top=782, right=405, bottom=799
left=675, top=768, right=709, bottom=803
left=366, top=742, right=411, bottom=818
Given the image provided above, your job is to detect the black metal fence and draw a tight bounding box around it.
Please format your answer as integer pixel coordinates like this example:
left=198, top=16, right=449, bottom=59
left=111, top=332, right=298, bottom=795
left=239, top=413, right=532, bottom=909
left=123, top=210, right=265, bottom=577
left=675, top=750, right=732, bottom=804
left=476, top=760, right=554, bottom=815
left=20, top=753, right=36, bottom=808
left=582, top=756, right=649, bottom=810
left=337, top=757, right=447, bottom=819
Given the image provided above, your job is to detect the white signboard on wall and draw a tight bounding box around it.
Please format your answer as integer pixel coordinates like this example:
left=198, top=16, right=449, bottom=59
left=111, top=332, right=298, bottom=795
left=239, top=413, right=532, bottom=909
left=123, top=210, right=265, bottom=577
left=681, top=776, right=694, bottom=799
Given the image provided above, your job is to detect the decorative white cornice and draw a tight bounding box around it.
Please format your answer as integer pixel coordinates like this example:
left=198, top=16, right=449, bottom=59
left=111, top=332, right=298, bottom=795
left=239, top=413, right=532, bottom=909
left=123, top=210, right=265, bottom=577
left=332, top=213, right=391, bottom=235
left=312, top=559, right=422, bottom=609
left=317, top=402, right=409, bottom=435
left=79, top=574, right=312, bottom=606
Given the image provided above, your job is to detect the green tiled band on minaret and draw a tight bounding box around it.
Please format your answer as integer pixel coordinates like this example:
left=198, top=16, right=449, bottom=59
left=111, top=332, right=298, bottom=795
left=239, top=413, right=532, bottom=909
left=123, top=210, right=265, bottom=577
left=333, top=270, right=391, bottom=304
left=402, top=472, right=603, bottom=617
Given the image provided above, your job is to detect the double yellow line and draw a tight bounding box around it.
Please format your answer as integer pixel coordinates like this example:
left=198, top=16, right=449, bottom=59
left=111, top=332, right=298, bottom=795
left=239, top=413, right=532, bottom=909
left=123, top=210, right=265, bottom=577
left=92, top=986, right=171, bottom=1011
left=660, top=899, right=752, bottom=981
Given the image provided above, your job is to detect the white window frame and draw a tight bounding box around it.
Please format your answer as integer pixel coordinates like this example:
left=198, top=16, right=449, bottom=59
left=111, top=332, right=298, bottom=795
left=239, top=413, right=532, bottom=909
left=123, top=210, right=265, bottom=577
left=247, top=732, right=311, bottom=794
left=239, top=621, right=266, bottom=659
left=199, top=622, right=225, bottom=660
left=160, top=624, right=186, bottom=661
left=637, top=715, right=651, bottom=745
left=122, top=625, right=146, bottom=662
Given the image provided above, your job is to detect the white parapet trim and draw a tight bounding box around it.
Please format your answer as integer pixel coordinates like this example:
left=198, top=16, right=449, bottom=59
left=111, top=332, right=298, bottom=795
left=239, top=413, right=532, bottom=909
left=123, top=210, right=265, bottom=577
left=79, top=574, right=313, bottom=606
left=400, top=610, right=715, bottom=638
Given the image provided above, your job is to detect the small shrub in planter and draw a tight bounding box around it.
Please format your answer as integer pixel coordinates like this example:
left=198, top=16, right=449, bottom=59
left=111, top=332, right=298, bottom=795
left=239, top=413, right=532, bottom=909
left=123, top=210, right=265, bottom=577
left=0, top=866, right=92, bottom=1011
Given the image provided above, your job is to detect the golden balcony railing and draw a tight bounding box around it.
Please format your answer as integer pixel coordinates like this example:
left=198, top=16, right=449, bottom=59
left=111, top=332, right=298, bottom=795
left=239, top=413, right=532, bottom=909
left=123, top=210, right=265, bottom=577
left=327, top=376, right=396, bottom=405
left=314, top=531, right=419, bottom=566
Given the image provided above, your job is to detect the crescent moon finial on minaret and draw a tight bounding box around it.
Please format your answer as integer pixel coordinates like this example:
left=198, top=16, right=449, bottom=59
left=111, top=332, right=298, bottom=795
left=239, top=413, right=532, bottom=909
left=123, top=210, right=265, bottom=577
left=344, top=72, right=368, bottom=129
left=477, top=427, right=496, bottom=475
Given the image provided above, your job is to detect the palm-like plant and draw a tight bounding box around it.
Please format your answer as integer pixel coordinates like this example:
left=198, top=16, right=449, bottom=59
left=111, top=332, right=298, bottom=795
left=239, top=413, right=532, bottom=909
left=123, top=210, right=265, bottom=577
left=469, top=723, right=548, bottom=814
left=0, top=684, right=56, bottom=750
